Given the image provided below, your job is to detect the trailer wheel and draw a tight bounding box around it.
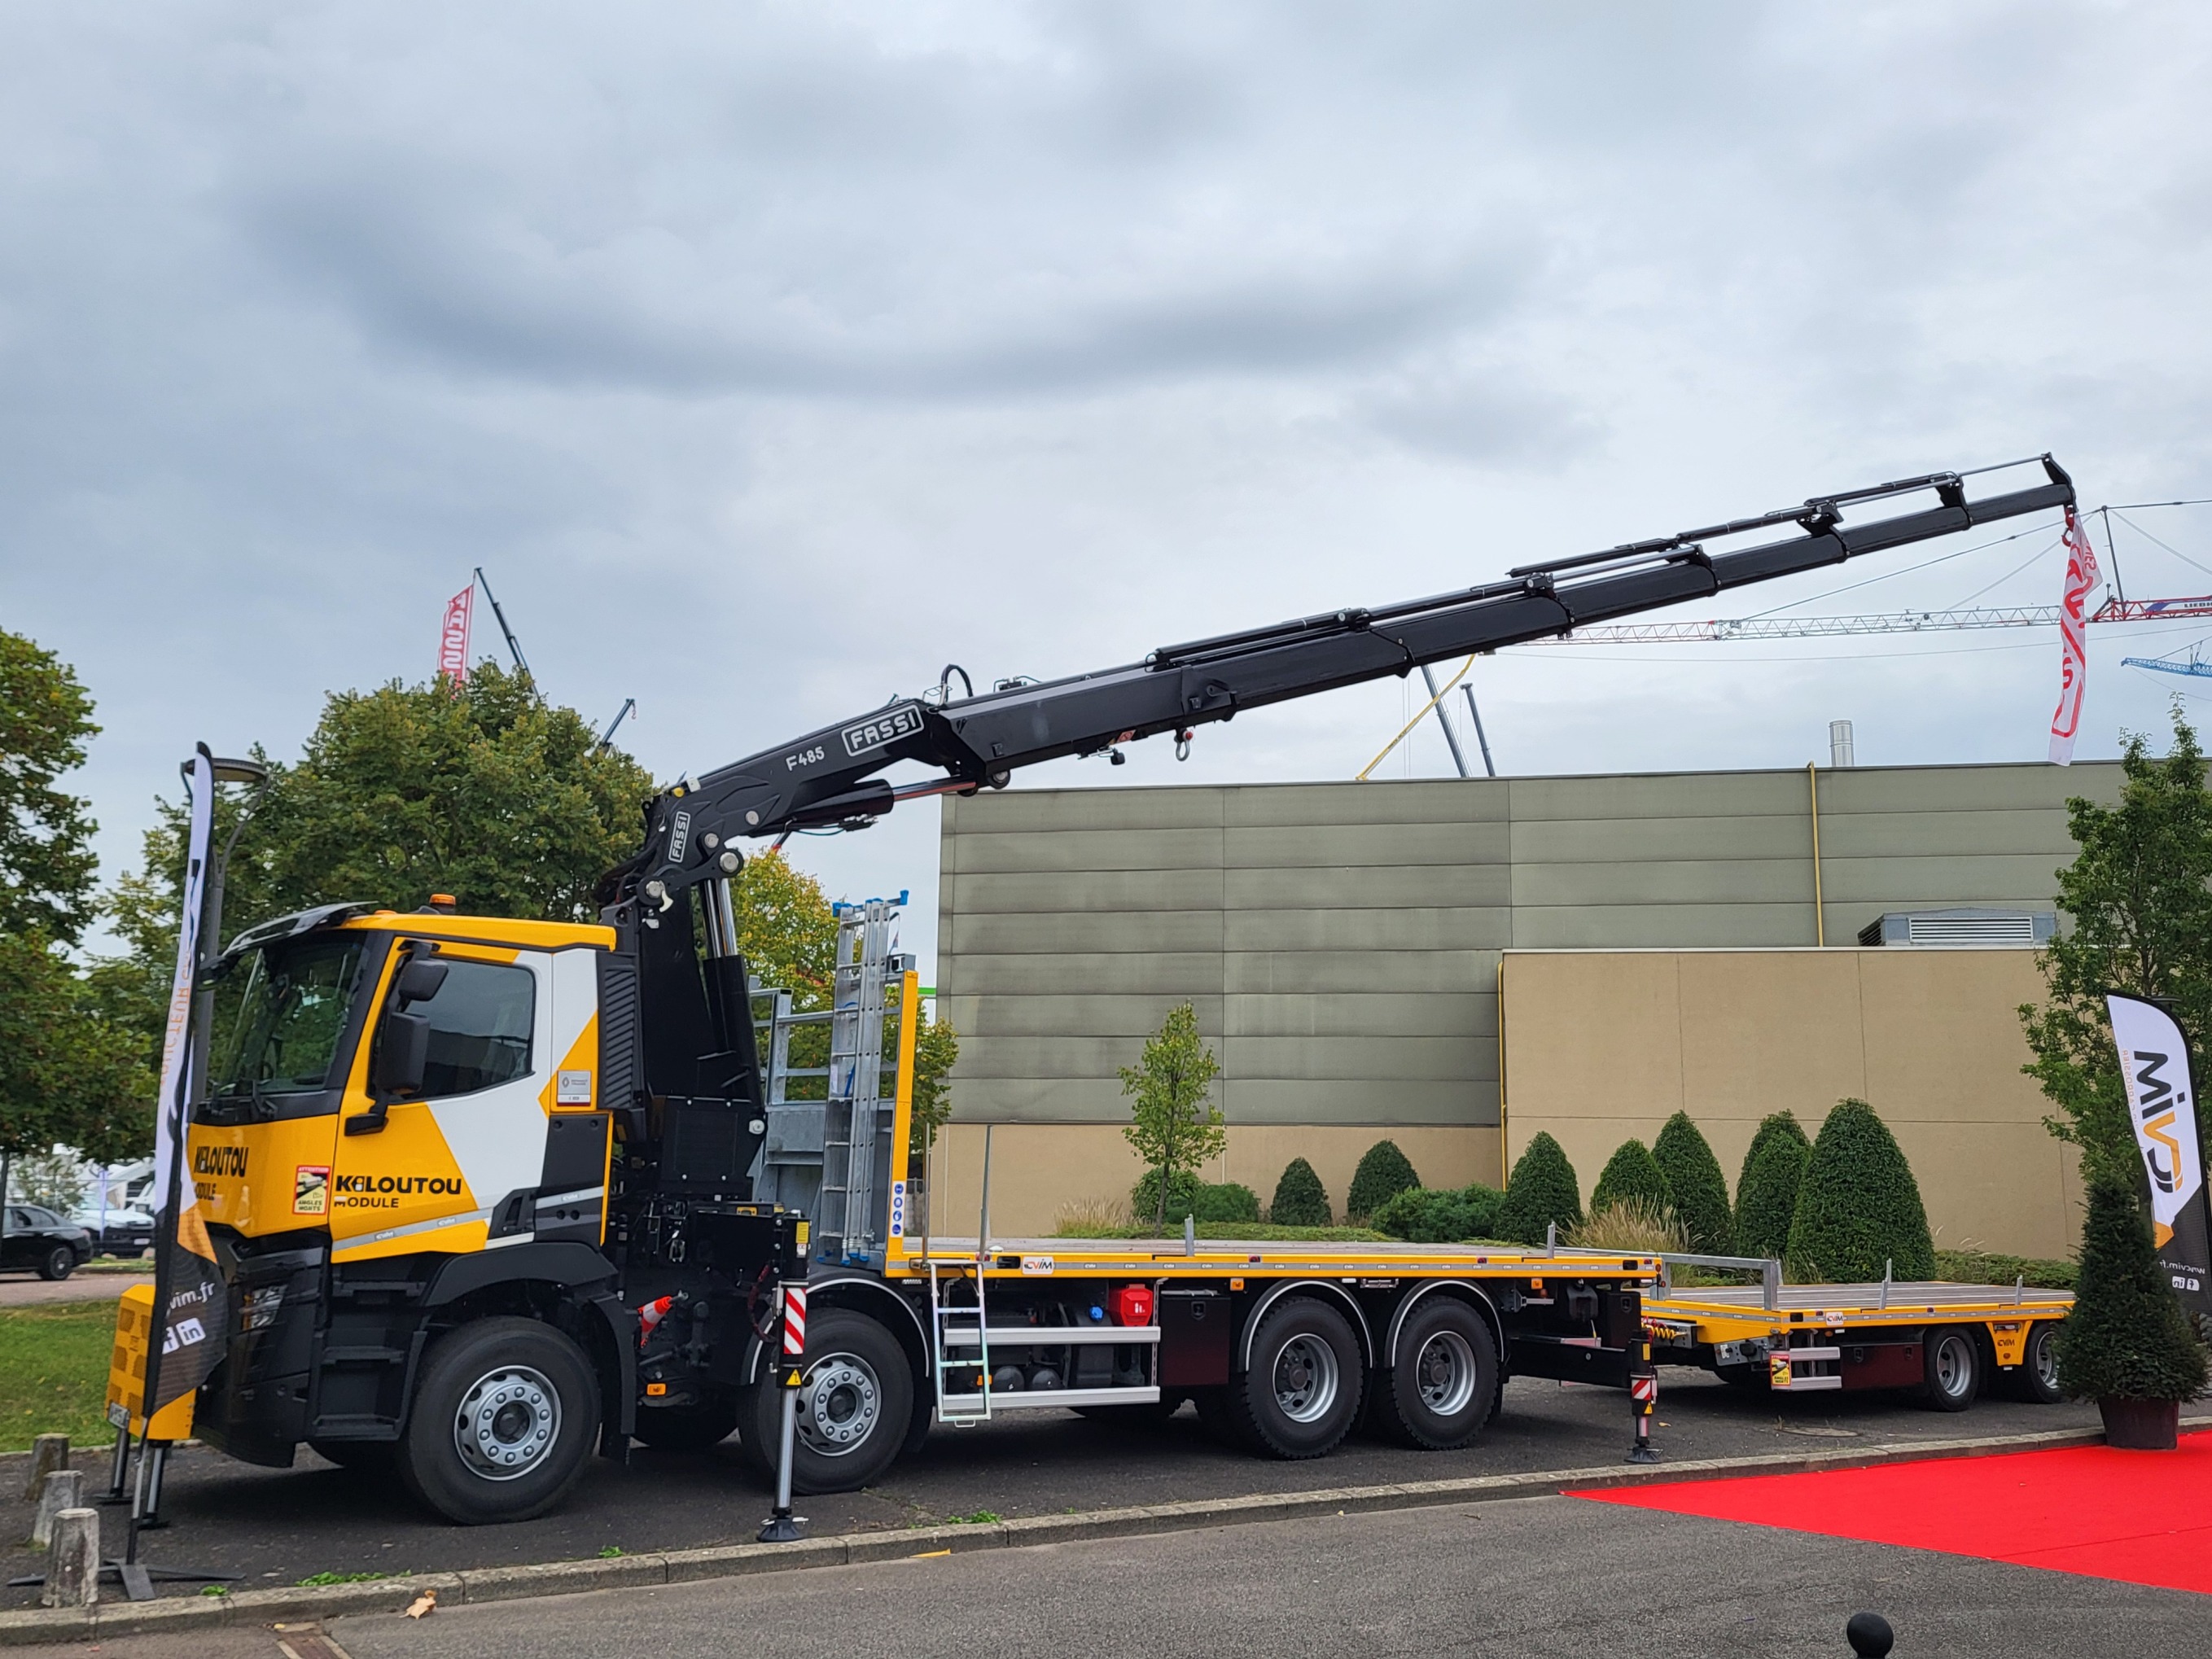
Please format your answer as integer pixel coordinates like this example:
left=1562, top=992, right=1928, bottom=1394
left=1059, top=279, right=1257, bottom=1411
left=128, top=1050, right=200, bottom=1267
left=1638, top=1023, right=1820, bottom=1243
left=1229, top=1297, right=1364, bottom=1459
left=1378, top=1298, right=1498, bottom=1450
left=1922, top=1325, right=1980, bottom=1412
left=743, top=1309, right=913, bottom=1494
left=398, top=1317, right=600, bottom=1524
left=633, top=1394, right=741, bottom=1451
left=2005, top=1320, right=2064, bottom=1404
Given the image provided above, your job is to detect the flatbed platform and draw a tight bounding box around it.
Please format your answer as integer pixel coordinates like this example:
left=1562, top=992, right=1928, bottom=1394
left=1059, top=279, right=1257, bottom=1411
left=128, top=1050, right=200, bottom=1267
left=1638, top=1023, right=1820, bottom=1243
left=1645, top=1274, right=2071, bottom=1403
left=891, top=1236, right=1662, bottom=1281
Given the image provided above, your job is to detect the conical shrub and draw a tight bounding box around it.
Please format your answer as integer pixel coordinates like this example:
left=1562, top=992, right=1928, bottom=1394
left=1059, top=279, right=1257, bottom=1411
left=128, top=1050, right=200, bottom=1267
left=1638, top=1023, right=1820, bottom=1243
left=1496, top=1132, right=1582, bottom=1245
left=1785, top=1099, right=1935, bottom=1280
left=1591, top=1139, right=1670, bottom=1216
left=1346, top=1140, right=1421, bottom=1222
left=1652, top=1112, right=1733, bottom=1254
left=2056, top=1170, right=2210, bottom=1402
left=1733, top=1116, right=1811, bottom=1262
left=1268, top=1158, right=1332, bottom=1227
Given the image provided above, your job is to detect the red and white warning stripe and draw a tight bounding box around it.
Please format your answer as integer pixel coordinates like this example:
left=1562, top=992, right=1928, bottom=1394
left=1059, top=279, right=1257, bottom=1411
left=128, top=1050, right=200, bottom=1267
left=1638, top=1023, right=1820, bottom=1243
left=1630, top=1374, right=1658, bottom=1405
left=782, top=1285, right=808, bottom=1357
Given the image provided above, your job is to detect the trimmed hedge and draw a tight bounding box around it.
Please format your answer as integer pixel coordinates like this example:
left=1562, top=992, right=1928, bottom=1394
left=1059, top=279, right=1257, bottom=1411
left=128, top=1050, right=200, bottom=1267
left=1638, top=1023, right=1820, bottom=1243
left=2056, top=1171, right=2209, bottom=1401
left=1934, top=1249, right=2077, bottom=1292
left=1130, top=1171, right=1257, bottom=1226
left=1652, top=1111, right=1733, bottom=1254
left=1591, top=1139, right=1669, bottom=1216
left=1733, top=1114, right=1811, bottom=1262
left=1269, top=1158, right=1332, bottom=1227
left=1370, top=1184, right=1504, bottom=1243
left=1346, top=1140, right=1421, bottom=1222
left=1496, top=1133, right=1582, bottom=1245
left=1785, top=1099, right=1934, bottom=1280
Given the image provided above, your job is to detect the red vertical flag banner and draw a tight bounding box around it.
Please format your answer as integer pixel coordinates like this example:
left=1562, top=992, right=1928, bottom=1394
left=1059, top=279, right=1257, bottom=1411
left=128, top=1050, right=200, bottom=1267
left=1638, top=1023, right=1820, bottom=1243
left=2048, top=506, right=2100, bottom=765
left=143, top=746, right=230, bottom=1419
left=438, top=584, right=475, bottom=685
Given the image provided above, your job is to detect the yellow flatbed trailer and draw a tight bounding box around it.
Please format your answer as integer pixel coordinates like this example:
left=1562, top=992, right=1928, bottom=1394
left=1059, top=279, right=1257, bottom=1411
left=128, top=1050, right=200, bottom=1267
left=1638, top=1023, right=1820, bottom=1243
left=1644, top=1268, right=2073, bottom=1409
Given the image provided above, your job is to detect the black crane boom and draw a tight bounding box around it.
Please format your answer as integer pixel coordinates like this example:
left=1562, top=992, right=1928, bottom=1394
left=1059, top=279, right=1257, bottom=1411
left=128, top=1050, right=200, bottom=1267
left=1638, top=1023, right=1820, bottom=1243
left=620, top=457, right=2074, bottom=904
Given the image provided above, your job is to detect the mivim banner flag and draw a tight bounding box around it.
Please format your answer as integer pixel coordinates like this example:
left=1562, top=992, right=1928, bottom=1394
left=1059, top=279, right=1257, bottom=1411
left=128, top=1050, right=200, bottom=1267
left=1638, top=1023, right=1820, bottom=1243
left=144, top=745, right=230, bottom=1417
left=2107, top=993, right=2212, bottom=1320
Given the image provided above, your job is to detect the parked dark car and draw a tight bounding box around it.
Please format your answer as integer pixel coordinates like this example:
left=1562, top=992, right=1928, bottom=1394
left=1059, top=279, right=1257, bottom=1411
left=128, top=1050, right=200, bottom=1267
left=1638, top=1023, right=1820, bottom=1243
left=2, top=1206, right=94, bottom=1280
left=69, top=1204, right=155, bottom=1258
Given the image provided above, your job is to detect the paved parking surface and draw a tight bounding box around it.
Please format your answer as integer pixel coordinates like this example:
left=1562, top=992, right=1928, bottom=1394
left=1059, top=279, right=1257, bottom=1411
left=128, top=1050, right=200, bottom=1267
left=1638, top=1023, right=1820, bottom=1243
left=0, top=1272, right=151, bottom=1307
left=0, top=1368, right=2103, bottom=1605
left=15, top=1489, right=2207, bottom=1659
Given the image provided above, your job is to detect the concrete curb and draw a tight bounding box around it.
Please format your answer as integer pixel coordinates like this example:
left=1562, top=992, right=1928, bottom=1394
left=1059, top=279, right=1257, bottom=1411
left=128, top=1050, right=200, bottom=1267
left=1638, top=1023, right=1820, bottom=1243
left=3, top=1416, right=2202, bottom=1645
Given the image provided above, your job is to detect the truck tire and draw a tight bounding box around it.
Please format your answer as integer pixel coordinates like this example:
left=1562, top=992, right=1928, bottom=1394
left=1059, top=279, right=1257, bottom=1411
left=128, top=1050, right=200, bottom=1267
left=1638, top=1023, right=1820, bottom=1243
left=743, top=1309, right=913, bottom=1494
left=1377, top=1298, right=1498, bottom=1451
left=397, top=1317, right=600, bottom=1525
left=1227, top=1297, right=1364, bottom=1460
left=633, top=1394, right=741, bottom=1451
left=37, top=1245, right=72, bottom=1282
left=1922, top=1325, right=1980, bottom=1412
left=2005, top=1320, right=2064, bottom=1404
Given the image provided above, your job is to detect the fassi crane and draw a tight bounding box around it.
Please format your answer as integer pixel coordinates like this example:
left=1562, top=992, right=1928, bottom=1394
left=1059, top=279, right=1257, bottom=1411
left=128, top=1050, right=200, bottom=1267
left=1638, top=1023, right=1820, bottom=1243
left=619, top=455, right=2077, bottom=904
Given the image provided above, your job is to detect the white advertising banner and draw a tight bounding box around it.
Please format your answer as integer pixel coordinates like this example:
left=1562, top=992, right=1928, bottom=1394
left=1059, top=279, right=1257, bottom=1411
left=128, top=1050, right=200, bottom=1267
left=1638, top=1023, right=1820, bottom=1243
left=2107, top=992, right=2212, bottom=1315
left=2048, top=506, right=2100, bottom=765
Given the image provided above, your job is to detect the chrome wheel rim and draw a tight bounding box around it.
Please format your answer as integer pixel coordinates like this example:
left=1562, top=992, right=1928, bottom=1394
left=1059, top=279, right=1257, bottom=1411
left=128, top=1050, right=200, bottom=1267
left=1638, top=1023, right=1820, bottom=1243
left=1415, top=1329, right=1478, bottom=1418
left=797, top=1353, right=881, bottom=1457
left=453, top=1364, right=561, bottom=1482
left=2033, top=1330, right=2058, bottom=1393
left=1273, top=1333, right=1340, bottom=1424
left=1934, top=1334, right=1972, bottom=1398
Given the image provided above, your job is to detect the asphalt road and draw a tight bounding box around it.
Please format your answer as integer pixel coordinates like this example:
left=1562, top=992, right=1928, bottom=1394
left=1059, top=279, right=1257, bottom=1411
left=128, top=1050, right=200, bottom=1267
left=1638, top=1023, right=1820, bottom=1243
left=0, top=1272, right=151, bottom=1307
left=0, top=1369, right=2104, bottom=1605
left=20, top=1491, right=2209, bottom=1659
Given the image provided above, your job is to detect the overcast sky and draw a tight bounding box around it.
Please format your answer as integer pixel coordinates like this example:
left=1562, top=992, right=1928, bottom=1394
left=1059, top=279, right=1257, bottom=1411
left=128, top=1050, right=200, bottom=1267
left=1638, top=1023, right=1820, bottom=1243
left=7, top=2, right=2212, bottom=972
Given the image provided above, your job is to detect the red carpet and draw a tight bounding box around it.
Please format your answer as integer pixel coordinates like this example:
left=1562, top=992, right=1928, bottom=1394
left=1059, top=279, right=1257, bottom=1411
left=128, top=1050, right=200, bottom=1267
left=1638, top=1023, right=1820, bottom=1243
left=1578, top=1430, right=2212, bottom=1596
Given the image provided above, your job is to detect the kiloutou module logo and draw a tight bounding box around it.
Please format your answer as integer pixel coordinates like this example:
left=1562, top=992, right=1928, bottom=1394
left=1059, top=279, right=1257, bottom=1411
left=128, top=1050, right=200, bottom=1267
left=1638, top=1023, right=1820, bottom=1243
left=193, top=1145, right=247, bottom=1177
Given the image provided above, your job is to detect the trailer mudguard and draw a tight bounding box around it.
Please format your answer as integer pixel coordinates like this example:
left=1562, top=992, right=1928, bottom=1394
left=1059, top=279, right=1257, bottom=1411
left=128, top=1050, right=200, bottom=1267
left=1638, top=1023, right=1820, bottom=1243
left=421, top=1241, right=620, bottom=1307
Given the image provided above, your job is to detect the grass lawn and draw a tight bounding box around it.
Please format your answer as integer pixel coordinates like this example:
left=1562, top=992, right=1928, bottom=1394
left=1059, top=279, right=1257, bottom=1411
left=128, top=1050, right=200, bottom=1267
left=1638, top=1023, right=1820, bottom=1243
left=0, top=1302, right=117, bottom=1452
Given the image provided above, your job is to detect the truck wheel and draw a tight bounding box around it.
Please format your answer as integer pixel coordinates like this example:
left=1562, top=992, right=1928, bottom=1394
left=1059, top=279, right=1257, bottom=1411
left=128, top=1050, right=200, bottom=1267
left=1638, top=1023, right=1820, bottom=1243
left=1922, top=1326, right=1979, bottom=1412
left=1378, top=1298, right=1497, bottom=1450
left=1228, top=1297, right=1364, bottom=1459
left=744, top=1309, right=913, bottom=1494
left=633, top=1394, right=741, bottom=1451
left=2006, top=1320, right=2064, bottom=1404
left=37, top=1245, right=72, bottom=1282
left=398, top=1317, right=600, bottom=1525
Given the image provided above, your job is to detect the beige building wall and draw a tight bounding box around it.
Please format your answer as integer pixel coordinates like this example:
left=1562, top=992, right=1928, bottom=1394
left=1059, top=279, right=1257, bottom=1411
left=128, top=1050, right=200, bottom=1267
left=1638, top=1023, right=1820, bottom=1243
left=935, top=761, right=2118, bottom=1242
left=1499, top=948, right=2083, bottom=1260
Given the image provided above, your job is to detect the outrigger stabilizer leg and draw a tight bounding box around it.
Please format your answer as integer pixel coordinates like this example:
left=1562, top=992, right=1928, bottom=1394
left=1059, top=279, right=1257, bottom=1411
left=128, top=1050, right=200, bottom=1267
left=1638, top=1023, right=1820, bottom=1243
left=1627, top=1339, right=1660, bottom=1465
left=760, top=1282, right=808, bottom=1544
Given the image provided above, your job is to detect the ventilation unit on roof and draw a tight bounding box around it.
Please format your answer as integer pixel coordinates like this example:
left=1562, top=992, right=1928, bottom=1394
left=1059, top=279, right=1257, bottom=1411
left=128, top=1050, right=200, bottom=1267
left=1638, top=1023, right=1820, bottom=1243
left=1856, top=908, right=2056, bottom=948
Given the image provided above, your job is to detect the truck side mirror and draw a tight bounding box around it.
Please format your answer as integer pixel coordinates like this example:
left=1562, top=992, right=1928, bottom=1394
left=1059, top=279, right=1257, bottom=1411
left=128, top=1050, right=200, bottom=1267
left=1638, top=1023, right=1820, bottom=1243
left=395, top=957, right=448, bottom=1006
left=350, top=1011, right=430, bottom=1135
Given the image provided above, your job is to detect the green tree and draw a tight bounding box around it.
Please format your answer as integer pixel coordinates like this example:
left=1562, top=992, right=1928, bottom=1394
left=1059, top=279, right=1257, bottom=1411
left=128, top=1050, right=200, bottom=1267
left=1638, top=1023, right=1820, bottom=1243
left=1269, top=1158, right=1332, bottom=1227
left=1733, top=1114, right=1811, bottom=1262
left=2056, top=1169, right=2209, bottom=1402
left=732, top=850, right=841, bottom=1010
left=1346, top=1140, right=1421, bottom=1222
left=1496, top=1132, right=1582, bottom=1245
left=0, top=629, right=154, bottom=1170
left=1119, top=1003, right=1224, bottom=1232
left=0, top=628, right=101, bottom=941
left=1652, top=1112, right=1734, bottom=1254
left=2022, top=714, right=2212, bottom=1185
left=1786, top=1099, right=1935, bottom=1280
left=1590, top=1138, right=1670, bottom=1216
left=98, top=664, right=657, bottom=1044
left=908, top=1009, right=960, bottom=1159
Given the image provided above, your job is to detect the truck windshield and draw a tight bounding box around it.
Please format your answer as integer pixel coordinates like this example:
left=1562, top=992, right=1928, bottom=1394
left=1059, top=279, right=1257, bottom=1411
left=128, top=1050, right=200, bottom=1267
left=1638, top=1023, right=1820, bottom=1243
left=208, top=935, right=368, bottom=1101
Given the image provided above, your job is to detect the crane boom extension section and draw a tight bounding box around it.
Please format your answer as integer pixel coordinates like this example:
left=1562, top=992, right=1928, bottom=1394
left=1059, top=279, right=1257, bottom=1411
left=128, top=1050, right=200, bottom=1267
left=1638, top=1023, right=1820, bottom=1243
left=631, top=457, right=2074, bottom=900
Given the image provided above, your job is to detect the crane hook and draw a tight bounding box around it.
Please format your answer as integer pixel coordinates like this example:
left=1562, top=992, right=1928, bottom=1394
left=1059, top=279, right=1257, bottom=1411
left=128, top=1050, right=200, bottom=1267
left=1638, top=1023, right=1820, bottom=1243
left=1175, top=728, right=1194, bottom=762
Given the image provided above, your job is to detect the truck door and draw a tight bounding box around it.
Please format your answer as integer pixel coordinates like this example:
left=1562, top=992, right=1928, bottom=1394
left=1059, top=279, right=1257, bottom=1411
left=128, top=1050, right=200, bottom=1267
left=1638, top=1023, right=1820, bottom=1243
left=331, top=941, right=554, bottom=1265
